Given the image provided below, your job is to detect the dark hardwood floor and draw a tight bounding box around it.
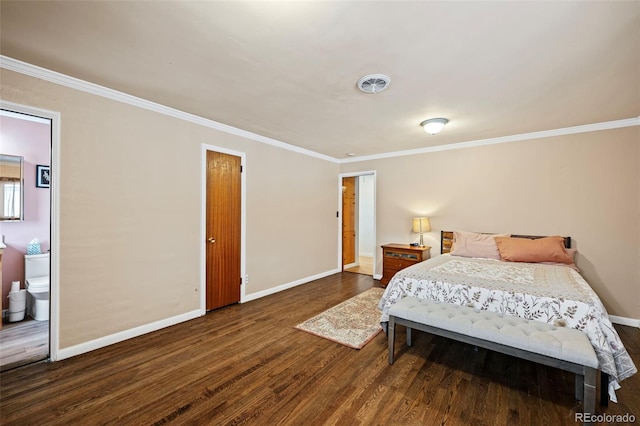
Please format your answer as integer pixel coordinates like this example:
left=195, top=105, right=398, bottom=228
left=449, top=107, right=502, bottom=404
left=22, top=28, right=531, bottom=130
left=1, top=272, right=638, bottom=425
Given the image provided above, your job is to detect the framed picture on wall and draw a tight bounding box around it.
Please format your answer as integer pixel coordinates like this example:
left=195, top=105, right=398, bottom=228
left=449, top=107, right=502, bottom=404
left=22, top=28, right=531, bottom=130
left=36, top=165, right=50, bottom=188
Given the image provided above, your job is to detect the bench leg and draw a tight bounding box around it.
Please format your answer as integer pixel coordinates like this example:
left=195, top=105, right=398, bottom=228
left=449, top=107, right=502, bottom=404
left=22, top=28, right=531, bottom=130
left=406, top=326, right=412, bottom=346
left=575, top=373, right=584, bottom=401
left=583, top=367, right=596, bottom=425
left=582, top=370, right=610, bottom=406
left=388, top=316, right=396, bottom=364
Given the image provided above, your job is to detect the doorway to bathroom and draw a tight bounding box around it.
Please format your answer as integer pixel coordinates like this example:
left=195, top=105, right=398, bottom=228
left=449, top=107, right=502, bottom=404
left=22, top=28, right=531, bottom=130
left=340, top=172, right=376, bottom=277
left=0, top=107, right=52, bottom=371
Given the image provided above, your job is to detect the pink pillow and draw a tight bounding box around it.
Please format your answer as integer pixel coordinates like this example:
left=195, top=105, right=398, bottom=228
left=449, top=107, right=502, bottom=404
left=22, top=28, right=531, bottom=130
left=450, top=231, right=509, bottom=260
left=494, top=236, right=573, bottom=264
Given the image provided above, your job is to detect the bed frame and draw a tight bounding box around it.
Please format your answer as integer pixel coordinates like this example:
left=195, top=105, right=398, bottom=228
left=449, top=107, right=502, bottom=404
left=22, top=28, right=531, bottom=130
left=440, top=231, right=571, bottom=254
left=387, top=297, right=603, bottom=424
left=438, top=230, right=611, bottom=407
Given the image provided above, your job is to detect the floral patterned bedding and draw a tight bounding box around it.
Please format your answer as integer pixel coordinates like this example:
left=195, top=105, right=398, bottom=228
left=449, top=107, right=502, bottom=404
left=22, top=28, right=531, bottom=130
left=378, top=254, right=637, bottom=393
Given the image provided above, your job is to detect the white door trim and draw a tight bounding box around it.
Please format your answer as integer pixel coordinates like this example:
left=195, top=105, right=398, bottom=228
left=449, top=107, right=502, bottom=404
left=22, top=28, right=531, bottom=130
left=1, top=100, right=61, bottom=361
left=337, top=171, right=377, bottom=277
left=200, top=144, right=247, bottom=314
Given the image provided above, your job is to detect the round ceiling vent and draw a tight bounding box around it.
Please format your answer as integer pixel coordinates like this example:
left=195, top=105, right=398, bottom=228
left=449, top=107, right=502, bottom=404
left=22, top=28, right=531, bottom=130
left=357, top=74, right=391, bottom=94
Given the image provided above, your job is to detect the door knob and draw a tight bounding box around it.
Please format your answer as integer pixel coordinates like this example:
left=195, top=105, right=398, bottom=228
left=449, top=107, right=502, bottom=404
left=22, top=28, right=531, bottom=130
left=208, top=237, right=216, bottom=243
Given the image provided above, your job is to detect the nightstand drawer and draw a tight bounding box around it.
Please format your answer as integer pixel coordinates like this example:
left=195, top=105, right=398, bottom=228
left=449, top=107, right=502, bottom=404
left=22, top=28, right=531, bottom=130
left=383, top=268, right=403, bottom=280
left=383, top=250, right=420, bottom=261
left=384, top=258, right=417, bottom=270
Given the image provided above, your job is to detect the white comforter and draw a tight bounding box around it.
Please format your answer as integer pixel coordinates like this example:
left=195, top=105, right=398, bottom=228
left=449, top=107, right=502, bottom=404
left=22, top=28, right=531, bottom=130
left=379, top=254, right=637, bottom=398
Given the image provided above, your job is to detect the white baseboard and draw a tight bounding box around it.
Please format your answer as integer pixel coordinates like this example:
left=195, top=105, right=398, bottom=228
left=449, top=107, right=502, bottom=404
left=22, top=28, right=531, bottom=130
left=53, top=285, right=636, bottom=362
left=343, top=262, right=357, bottom=269
left=55, top=309, right=202, bottom=361
left=242, top=268, right=341, bottom=303
left=55, top=268, right=342, bottom=361
left=609, top=315, right=640, bottom=328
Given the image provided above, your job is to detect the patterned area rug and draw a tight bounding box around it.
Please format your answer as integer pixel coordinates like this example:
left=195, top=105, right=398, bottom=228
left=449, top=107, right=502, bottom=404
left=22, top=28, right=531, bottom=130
left=295, top=287, right=384, bottom=349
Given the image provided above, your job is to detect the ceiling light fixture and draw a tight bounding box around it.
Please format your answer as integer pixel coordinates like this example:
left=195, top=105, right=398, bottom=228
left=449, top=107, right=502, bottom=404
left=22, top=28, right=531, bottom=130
left=357, top=74, right=391, bottom=94
left=420, top=118, right=449, bottom=135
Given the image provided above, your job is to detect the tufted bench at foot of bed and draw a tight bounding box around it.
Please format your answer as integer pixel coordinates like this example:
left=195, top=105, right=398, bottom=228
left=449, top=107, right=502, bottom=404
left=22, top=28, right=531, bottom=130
left=388, top=297, right=601, bottom=426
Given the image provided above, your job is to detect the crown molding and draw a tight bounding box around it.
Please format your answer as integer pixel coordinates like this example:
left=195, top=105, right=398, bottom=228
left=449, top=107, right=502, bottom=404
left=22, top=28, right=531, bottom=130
left=340, top=116, right=640, bottom=163
left=2, top=55, right=637, bottom=165
left=0, top=55, right=338, bottom=163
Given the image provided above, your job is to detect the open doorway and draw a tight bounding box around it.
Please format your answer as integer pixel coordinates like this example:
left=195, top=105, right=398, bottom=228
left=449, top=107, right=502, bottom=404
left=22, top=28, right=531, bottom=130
left=0, top=100, right=60, bottom=370
left=340, top=172, right=376, bottom=276
left=0, top=108, right=52, bottom=371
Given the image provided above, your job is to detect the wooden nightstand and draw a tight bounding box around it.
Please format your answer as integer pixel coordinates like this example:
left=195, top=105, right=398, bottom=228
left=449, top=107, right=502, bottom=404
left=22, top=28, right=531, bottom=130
left=380, top=244, right=430, bottom=287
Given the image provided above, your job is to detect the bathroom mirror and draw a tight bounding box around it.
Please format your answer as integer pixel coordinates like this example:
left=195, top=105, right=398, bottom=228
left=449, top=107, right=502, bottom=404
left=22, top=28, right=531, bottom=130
left=0, top=154, right=24, bottom=221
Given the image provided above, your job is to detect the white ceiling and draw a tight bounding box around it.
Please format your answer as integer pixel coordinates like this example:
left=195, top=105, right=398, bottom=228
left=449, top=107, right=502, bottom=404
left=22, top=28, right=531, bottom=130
left=1, top=1, right=638, bottom=159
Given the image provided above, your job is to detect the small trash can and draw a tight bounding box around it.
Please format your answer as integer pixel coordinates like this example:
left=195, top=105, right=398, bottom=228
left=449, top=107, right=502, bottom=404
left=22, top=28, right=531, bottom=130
left=8, top=289, right=26, bottom=322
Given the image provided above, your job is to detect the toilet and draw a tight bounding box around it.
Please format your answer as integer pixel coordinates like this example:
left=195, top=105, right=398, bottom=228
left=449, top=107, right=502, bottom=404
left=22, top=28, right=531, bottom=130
left=24, top=253, right=49, bottom=321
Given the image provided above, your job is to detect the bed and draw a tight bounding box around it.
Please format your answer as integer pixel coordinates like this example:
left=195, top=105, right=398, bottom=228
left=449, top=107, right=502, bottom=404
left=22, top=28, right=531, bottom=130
left=378, top=231, right=637, bottom=400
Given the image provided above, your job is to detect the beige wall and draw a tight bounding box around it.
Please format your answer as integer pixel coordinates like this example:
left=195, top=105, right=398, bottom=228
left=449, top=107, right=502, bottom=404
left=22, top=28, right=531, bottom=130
left=1, top=69, right=339, bottom=348
left=2, top=65, right=637, bottom=355
left=340, top=128, right=640, bottom=319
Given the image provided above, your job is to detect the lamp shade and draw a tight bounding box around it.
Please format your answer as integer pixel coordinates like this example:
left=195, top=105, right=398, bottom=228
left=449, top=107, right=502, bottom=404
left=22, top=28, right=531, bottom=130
left=412, top=217, right=431, bottom=233
left=420, top=118, right=449, bottom=135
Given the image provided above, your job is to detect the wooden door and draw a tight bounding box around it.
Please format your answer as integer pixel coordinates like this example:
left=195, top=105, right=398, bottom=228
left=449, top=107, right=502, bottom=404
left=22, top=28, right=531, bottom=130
left=206, top=151, right=241, bottom=310
left=342, top=177, right=356, bottom=267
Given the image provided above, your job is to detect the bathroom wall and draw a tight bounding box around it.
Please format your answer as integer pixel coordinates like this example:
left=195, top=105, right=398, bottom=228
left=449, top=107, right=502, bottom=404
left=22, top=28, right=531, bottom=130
left=0, top=114, right=51, bottom=310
